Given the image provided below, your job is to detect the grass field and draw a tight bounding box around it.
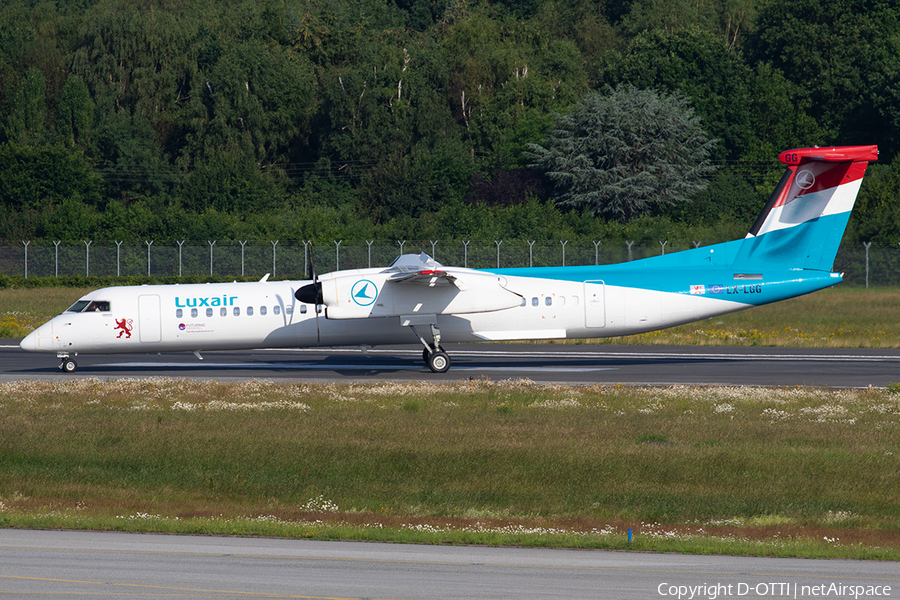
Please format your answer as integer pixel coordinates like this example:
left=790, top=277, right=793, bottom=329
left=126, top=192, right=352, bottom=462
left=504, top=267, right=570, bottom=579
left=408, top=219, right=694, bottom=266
left=1, top=378, right=899, bottom=558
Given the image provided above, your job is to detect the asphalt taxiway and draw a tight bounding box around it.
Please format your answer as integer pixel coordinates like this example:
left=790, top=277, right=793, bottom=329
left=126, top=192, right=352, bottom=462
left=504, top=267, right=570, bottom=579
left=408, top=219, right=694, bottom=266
left=2, top=530, right=898, bottom=600
left=2, top=340, right=899, bottom=387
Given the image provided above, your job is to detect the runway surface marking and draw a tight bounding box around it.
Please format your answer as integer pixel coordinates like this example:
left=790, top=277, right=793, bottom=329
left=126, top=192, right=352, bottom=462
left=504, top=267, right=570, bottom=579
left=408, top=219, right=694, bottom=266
left=280, top=348, right=900, bottom=362
left=0, top=575, right=357, bottom=599
left=97, top=362, right=617, bottom=372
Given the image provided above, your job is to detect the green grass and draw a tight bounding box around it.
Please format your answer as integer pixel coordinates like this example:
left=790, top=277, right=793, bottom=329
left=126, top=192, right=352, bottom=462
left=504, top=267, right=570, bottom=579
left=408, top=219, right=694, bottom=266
left=2, top=378, right=899, bottom=558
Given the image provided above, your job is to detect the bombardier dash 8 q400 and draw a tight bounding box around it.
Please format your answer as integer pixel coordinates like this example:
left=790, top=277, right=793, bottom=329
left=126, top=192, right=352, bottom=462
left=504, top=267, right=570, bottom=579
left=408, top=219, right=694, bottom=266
left=21, top=145, right=877, bottom=374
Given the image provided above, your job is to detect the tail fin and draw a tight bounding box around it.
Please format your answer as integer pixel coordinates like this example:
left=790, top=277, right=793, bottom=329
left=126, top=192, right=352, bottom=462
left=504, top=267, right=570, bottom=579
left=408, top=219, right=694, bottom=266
left=732, top=145, right=878, bottom=272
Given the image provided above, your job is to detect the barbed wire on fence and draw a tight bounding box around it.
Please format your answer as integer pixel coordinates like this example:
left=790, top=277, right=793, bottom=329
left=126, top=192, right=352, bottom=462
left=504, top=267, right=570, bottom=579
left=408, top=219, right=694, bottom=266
left=1, top=240, right=898, bottom=287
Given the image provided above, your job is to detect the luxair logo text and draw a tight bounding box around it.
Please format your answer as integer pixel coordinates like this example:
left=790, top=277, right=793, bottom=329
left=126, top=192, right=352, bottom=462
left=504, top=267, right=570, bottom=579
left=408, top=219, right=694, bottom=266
left=175, top=295, right=238, bottom=308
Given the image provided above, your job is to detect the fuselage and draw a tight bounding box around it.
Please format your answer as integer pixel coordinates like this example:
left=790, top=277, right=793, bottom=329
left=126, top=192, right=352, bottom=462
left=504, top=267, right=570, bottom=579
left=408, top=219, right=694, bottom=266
left=19, top=256, right=840, bottom=356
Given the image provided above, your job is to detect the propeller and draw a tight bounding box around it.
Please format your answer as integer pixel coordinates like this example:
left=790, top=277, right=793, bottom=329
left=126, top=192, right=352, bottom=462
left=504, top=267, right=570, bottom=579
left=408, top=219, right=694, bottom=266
left=294, top=249, right=322, bottom=344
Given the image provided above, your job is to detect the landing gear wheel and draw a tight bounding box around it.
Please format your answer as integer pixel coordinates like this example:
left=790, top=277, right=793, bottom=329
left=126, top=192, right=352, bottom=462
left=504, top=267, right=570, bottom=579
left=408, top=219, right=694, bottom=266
left=422, top=346, right=445, bottom=365
left=60, top=358, right=78, bottom=373
left=427, top=350, right=450, bottom=373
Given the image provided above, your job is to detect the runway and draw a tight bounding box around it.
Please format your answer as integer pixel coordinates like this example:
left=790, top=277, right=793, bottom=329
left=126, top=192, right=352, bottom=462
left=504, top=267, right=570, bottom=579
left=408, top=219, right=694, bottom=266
left=2, top=339, right=900, bottom=387
left=1, top=530, right=897, bottom=600
left=3, top=343, right=900, bottom=596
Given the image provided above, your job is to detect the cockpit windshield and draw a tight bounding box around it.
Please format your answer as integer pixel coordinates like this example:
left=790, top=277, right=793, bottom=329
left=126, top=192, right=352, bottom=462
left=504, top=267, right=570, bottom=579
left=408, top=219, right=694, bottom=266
left=66, top=300, right=110, bottom=313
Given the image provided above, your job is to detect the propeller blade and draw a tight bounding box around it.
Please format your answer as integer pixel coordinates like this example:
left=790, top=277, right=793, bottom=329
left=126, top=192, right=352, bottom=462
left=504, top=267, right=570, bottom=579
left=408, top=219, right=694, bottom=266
left=296, top=247, right=322, bottom=345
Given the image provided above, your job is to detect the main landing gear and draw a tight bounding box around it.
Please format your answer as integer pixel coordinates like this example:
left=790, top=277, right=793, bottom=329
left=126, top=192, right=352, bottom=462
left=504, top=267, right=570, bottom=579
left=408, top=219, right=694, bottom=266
left=409, top=324, right=451, bottom=373
left=58, top=353, right=77, bottom=373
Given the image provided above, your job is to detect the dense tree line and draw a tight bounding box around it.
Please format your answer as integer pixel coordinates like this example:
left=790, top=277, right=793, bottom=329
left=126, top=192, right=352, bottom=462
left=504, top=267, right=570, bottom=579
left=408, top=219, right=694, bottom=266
left=0, top=0, right=898, bottom=249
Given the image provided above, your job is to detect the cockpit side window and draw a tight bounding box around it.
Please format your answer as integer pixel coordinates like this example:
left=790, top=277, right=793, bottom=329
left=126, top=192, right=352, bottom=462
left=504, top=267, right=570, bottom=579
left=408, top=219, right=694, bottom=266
left=66, top=300, right=91, bottom=313
left=67, top=300, right=111, bottom=312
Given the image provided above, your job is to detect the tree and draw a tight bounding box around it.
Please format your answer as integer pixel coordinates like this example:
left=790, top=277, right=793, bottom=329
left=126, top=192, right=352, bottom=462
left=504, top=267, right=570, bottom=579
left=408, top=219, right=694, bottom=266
left=526, top=85, right=717, bottom=221
left=749, top=0, right=900, bottom=159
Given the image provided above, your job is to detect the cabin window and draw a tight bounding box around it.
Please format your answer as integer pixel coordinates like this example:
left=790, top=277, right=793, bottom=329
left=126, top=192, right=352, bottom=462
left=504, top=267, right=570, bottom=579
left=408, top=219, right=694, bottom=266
left=233, top=307, right=240, bottom=316
left=206, top=308, right=213, bottom=317
left=176, top=309, right=183, bottom=318
left=285, top=306, right=293, bottom=314
left=571, top=296, right=579, bottom=306
left=545, top=297, right=553, bottom=306
left=520, top=298, right=526, bottom=307
left=299, top=305, right=307, bottom=314
left=247, top=306, right=254, bottom=316
left=274, top=306, right=281, bottom=315
left=260, top=306, right=267, bottom=316
left=531, top=297, right=539, bottom=307
left=190, top=308, right=198, bottom=318
left=558, top=296, right=566, bottom=306
left=220, top=307, right=227, bottom=317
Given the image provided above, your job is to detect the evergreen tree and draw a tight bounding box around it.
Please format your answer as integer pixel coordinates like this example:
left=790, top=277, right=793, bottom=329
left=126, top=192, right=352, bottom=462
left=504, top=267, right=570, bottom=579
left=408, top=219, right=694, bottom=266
left=527, top=85, right=717, bottom=221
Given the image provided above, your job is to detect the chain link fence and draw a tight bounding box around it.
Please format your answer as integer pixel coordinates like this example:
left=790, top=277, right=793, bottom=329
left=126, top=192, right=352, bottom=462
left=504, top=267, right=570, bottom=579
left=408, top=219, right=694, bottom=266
left=1, top=241, right=898, bottom=287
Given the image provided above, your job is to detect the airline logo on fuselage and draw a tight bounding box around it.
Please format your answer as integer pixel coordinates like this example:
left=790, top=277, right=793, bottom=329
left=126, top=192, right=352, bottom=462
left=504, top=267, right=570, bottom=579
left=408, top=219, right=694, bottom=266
left=175, top=295, right=238, bottom=308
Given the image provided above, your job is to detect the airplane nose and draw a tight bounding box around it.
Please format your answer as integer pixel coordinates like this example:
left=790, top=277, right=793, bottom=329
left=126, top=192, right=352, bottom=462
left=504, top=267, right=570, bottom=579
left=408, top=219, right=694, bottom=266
left=20, top=328, right=39, bottom=352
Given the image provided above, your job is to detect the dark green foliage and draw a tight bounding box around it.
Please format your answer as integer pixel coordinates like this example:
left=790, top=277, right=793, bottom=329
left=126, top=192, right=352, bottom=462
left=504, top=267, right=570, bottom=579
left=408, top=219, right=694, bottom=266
left=0, top=143, right=103, bottom=220
left=527, top=86, right=717, bottom=221
left=845, top=159, right=900, bottom=245
left=0, top=0, right=895, bottom=243
left=749, top=0, right=900, bottom=151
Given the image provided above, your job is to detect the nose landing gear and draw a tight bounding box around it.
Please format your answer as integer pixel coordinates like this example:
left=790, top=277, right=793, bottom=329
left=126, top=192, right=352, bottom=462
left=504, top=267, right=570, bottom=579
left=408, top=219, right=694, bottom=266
left=58, top=354, right=78, bottom=373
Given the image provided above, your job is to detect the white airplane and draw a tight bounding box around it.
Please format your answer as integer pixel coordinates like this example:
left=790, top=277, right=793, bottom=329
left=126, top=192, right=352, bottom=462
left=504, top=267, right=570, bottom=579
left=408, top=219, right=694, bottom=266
left=21, top=145, right=877, bottom=374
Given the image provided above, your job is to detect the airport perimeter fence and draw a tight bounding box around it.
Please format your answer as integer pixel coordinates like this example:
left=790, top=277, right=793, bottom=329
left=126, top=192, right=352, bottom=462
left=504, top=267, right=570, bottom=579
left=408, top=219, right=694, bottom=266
left=1, top=240, right=898, bottom=287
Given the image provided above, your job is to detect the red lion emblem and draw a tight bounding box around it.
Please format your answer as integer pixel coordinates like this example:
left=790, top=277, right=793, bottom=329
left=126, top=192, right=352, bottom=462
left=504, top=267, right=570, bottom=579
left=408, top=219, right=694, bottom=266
left=114, top=318, right=133, bottom=339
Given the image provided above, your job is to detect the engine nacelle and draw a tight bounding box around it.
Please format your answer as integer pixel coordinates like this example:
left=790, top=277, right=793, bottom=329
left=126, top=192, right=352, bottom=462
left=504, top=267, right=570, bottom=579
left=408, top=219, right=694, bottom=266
left=321, top=271, right=522, bottom=320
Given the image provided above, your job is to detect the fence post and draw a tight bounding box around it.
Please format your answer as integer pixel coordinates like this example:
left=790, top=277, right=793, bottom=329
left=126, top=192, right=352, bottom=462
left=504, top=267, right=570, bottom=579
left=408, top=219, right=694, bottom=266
left=659, top=240, right=668, bottom=255
left=208, top=241, right=216, bottom=276
left=528, top=240, right=535, bottom=267
left=22, top=241, right=29, bottom=278
left=271, top=240, right=278, bottom=278
left=864, top=241, right=872, bottom=288
left=84, top=240, right=92, bottom=276
left=145, top=241, right=153, bottom=276
left=303, top=241, right=310, bottom=278
left=430, top=240, right=438, bottom=261
left=54, top=241, right=61, bottom=277
left=366, top=240, right=374, bottom=268
left=593, top=240, right=602, bottom=265
left=560, top=240, right=568, bottom=267
left=626, top=241, right=635, bottom=261
left=240, top=241, right=248, bottom=277
left=115, top=241, right=123, bottom=277
left=495, top=240, right=502, bottom=268
left=177, top=240, right=185, bottom=277
left=398, top=240, right=406, bottom=255
left=463, top=240, right=470, bottom=268
left=334, top=240, right=341, bottom=271
left=692, top=241, right=702, bottom=248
